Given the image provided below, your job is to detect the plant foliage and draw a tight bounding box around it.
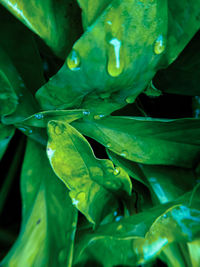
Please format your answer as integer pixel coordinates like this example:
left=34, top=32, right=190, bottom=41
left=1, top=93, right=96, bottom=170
left=0, top=0, right=200, bottom=266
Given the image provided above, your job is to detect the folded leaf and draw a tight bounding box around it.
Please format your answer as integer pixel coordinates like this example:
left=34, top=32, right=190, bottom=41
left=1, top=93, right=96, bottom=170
left=73, top=116, right=200, bottom=168
left=47, top=120, right=132, bottom=224
left=74, top=188, right=200, bottom=266
left=0, top=0, right=82, bottom=58
left=1, top=140, right=78, bottom=267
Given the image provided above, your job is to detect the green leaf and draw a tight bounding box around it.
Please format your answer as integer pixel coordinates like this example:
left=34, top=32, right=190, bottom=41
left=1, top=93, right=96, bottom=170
left=0, top=0, right=82, bottom=58
left=1, top=140, right=78, bottom=267
left=77, top=0, right=111, bottom=29
left=73, top=116, right=200, bottom=168
left=0, top=5, right=45, bottom=95
left=107, top=150, right=197, bottom=204
left=74, top=188, right=200, bottom=266
left=36, top=0, right=168, bottom=112
left=16, top=109, right=89, bottom=128
left=155, top=34, right=200, bottom=96
left=0, top=70, right=18, bottom=116
left=0, top=123, right=15, bottom=161
left=166, top=0, right=200, bottom=64
left=47, top=120, right=132, bottom=224
left=0, top=47, right=39, bottom=125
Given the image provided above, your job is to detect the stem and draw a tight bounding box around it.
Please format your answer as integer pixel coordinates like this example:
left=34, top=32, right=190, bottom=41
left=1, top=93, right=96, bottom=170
left=0, top=136, right=25, bottom=215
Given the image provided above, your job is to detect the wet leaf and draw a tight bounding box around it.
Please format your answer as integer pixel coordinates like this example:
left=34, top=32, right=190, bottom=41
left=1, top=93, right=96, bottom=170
left=74, top=188, right=200, bottom=266
left=17, top=109, right=89, bottom=128
left=1, top=140, right=78, bottom=267
left=47, top=120, right=132, bottom=224
left=36, top=0, right=168, bottom=112
left=0, top=0, right=82, bottom=58
left=73, top=116, right=200, bottom=168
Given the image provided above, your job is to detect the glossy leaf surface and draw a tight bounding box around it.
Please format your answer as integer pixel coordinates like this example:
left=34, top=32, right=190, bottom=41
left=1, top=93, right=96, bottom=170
left=74, top=188, right=200, bottom=266
left=1, top=140, right=78, bottom=267
left=0, top=0, right=82, bottom=58
left=47, top=120, right=132, bottom=224
left=73, top=117, right=200, bottom=168
left=36, top=0, right=168, bottom=112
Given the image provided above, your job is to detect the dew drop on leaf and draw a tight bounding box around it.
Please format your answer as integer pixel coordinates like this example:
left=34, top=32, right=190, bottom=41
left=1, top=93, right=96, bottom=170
left=106, top=143, right=112, bottom=148
left=126, top=95, right=137, bottom=104
left=120, top=150, right=128, bottom=158
left=66, top=49, right=81, bottom=70
left=93, top=114, right=105, bottom=120
left=18, top=126, right=33, bottom=135
left=34, top=113, right=44, bottom=120
left=154, top=35, right=165, bottom=55
left=107, top=38, right=124, bottom=77
left=113, top=167, right=120, bottom=175
left=116, top=224, right=123, bottom=231
left=83, top=110, right=90, bottom=116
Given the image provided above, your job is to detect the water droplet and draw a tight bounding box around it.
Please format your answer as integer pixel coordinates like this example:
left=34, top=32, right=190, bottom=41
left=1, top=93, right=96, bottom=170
left=106, top=20, right=112, bottom=25
left=120, top=150, right=128, bottom=158
left=72, top=198, right=79, bottom=206
left=116, top=224, right=123, bottom=231
left=67, top=49, right=81, bottom=70
left=113, top=211, right=118, bottom=216
left=83, top=110, right=90, bottom=116
left=107, top=38, right=124, bottom=77
left=18, top=126, right=33, bottom=135
left=115, top=216, right=123, bottom=222
left=126, top=95, right=136, bottom=104
left=163, top=214, right=167, bottom=219
left=154, top=35, right=165, bottom=55
left=34, top=113, right=44, bottom=120
left=47, top=147, right=55, bottom=160
left=113, top=167, right=120, bottom=175
left=106, top=143, right=112, bottom=148
left=93, top=114, right=105, bottom=120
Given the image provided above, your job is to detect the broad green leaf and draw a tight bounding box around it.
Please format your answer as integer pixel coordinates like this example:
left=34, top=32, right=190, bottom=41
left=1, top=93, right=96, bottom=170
left=0, top=0, right=82, bottom=58
left=107, top=150, right=197, bottom=204
left=1, top=140, right=78, bottom=267
left=74, top=188, right=200, bottom=266
left=47, top=120, right=132, bottom=224
left=0, top=5, right=45, bottom=95
left=36, top=0, right=168, bottom=112
left=73, top=116, right=200, bottom=168
left=0, top=123, right=15, bottom=161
